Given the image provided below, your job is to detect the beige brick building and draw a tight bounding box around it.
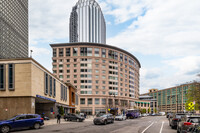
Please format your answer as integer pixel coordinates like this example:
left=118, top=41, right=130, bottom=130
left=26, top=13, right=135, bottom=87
left=0, top=58, right=76, bottom=120
left=50, top=42, right=150, bottom=115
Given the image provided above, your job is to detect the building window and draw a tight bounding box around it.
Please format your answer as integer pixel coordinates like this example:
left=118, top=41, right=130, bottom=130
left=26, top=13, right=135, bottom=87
left=59, top=75, right=63, bottom=78
left=49, top=76, right=52, bottom=96
left=74, top=75, right=77, bottom=78
left=67, top=64, right=70, bottom=67
left=44, top=73, right=48, bottom=94
left=53, top=60, right=56, bottom=63
left=80, top=98, right=85, bottom=104
left=67, top=75, right=70, bottom=78
left=61, top=85, right=63, bottom=100
left=66, top=59, right=70, bottom=62
left=102, top=60, right=106, bottom=63
left=67, top=70, right=70, bottom=73
left=0, top=64, right=5, bottom=90
left=96, top=91, right=99, bottom=94
left=73, top=48, right=78, bottom=56
left=94, top=48, right=100, bottom=57
left=74, top=64, right=77, bottom=67
left=103, top=91, right=106, bottom=95
left=8, top=64, right=14, bottom=90
left=53, top=79, right=56, bottom=97
left=102, top=49, right=106, bottom=58
left=74, top=59, right=77, bottom=62
left=96, top=86, right=99, bottom=89
left=66, top=48, right=71, bottom=56
left=95, top=98, right=100, bottom=105
left=102, top=99, right=106, bottom=105
left=80, top=47, right=92, bottom=56
left=120, top=54, right=123, bottom=61
left=88, top=98, right=92, bottom=105
left=95, top=64, right=99, bottom=68
left=53, top=48, right=57, bottom=57
left=74, top=80, right=77, bottom=83
left=59, top=48, right=63, bottom=57
left=74, top=69, right=77, bottom=73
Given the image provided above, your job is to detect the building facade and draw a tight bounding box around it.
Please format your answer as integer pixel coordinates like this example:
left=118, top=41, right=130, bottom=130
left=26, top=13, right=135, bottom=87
left=69, top=0, right=106, bottom=44
left=50, top=42, right=142, bottom=115
left=0, top=0, right=29, bottom=59
left=140, top=82, right=200, bottom=113
left=0, top=58, right=76, bottom=120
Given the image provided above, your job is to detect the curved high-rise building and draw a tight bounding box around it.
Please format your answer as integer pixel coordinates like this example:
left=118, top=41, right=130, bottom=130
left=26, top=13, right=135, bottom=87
left=69, top=0, right=106, bottom=44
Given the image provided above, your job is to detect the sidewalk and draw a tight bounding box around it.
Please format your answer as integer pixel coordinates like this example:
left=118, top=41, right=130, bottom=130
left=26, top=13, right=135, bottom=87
left=44, top=117, right=94, bottom=126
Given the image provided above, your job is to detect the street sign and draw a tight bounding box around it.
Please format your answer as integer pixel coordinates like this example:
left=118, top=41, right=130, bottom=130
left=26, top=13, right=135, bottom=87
left=188, top=102, right=195, bottom=110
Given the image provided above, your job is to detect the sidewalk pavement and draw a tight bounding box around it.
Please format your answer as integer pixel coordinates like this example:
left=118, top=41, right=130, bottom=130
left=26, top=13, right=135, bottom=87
left=44, top=117, right=94, bottom=126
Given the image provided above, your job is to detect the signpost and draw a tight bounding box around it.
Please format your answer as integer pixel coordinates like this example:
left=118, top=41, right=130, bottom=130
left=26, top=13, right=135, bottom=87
left=188, top=102, right=195, bottom=110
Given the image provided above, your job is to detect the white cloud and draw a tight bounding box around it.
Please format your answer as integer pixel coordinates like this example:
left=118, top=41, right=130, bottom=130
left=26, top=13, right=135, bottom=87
left=29, top=0, right=76, bottom=45
left=29, top=46, right=51, bottom=56
left=164, top=56, right=200, bottom=76
left=107, top=0, right=200, bottom=57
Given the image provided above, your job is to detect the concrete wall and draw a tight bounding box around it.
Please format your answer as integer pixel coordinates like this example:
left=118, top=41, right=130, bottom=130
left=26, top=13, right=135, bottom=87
left=0, top=97, right=34, bottom=120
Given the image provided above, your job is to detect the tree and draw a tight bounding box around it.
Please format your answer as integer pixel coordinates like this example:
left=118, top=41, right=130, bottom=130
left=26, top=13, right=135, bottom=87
left=154, top=108, right=157, bottom=113
left=148, top=108, right=151, bottom=113
left=186, top=83, right=200, bottom=111
left=59, top=106, right=64, bottom=115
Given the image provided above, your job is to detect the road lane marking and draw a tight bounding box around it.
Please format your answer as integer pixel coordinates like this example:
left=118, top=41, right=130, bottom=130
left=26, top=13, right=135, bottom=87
left=159, top=121, right=164, bottom=133
left=141, top=122, right=154, bottom=133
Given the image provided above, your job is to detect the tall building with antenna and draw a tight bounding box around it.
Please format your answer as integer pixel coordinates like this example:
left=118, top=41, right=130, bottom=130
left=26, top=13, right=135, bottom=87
left=69, top=0, right=106, bottom=44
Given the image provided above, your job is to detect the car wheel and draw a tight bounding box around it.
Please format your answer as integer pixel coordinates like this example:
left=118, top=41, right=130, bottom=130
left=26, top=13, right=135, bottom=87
left=77, top=119, right=80, bottom=122
left=0, top=125, right=10, bottom=133
left=104, top=120, right=107, bottom=125
left=94, top=122, right=97, bottom=125
left=34, top=123, right=40, bottom=129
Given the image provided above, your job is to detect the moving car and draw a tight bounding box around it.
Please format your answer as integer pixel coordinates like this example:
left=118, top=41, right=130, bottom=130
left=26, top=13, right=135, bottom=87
left=177, top=116, right=200, bottom=133
left=115, top=114, right=126, bottom=121
left=0, top=114, right=44, bottom=133
left=64, top=113, right=85, bottom=122
left=169, top=113, right=186, bottom=129
left=93, top=114, right=114, bottom=125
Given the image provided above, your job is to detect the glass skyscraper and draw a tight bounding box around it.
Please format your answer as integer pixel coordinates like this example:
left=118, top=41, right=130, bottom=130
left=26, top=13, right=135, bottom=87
left=0, top=0, right=28, bottom=59
left=69, top=0, right=106, bottom=44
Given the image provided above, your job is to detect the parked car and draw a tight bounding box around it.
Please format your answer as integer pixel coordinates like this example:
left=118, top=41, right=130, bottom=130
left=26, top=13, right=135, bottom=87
left=187, top=125, right=200, bottom=133
left=141, top=113, right=148, bottom=117
left=0, top=114, right=44, bottom=133
left=166, top=113, right=172, bottom=118
left=177, top=116, right=200, bottom=133
left=115, top=114, right=126, bottom=121
left=169, top=113, right=186, bottom=129
left=43, top=116, right=49, bottom=120
left=64, top=113, right=85, bottom=122
left=93, top=114, right=114, bottom=125
left=159, top=112, right=165, bottom=116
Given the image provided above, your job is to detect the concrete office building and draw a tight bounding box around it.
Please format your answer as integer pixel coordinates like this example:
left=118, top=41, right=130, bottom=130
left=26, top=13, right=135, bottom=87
left=50, top=42, right=144, bottom=115
left=141, top=82, right=200, bottom=113
left=0, top=0, right=29, bottom=59
left=0, top=58, right=77, bottom=120
left=69, top=0, right=106, bottom=44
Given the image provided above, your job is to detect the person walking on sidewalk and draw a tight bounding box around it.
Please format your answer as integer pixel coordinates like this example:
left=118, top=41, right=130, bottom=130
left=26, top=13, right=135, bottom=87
left=57, top=114, right=61, bottom=124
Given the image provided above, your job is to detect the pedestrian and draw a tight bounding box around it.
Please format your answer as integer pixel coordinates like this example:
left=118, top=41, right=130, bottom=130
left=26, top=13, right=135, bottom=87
left=57, top=114, right=61, bottom=124
left=84, top=113, right=87, bottom=118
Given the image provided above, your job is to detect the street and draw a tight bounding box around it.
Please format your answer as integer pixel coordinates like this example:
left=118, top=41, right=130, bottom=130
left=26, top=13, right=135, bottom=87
left=14, top=116, right=177, bottom=133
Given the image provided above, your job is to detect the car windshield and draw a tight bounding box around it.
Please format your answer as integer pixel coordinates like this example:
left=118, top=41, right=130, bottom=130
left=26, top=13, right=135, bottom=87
left=189, top=118, right=200, bottom=123
left=6, top=115, right=18, bottom=120
left=176, top=115, right=185, bottom=119
left=101, top=115, right=108, bottom=118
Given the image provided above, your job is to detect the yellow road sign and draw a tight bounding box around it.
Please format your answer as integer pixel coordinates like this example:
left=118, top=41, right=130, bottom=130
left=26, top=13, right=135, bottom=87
left=188, top=102, right=195, bottom=110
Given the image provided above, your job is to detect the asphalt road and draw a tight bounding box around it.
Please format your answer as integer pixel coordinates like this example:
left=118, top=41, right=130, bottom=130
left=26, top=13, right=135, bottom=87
left=13, top=116, right=177, bottom=133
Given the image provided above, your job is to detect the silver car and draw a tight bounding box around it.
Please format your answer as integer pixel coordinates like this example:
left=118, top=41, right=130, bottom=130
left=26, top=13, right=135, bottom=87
left=115, top=114, right=126, bottom=121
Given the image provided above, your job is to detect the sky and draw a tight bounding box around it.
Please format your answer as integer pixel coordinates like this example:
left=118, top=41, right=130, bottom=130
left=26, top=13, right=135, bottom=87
left=29, top=0, right=200, bottom=94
